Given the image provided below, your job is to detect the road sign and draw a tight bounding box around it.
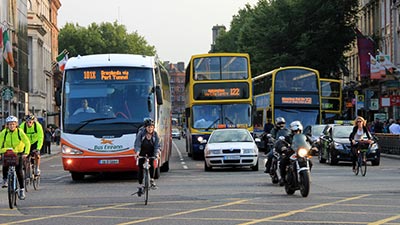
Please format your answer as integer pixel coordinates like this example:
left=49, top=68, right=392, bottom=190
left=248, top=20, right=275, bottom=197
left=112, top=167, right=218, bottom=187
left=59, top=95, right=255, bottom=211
left=357, top=95, right=364, bottom=102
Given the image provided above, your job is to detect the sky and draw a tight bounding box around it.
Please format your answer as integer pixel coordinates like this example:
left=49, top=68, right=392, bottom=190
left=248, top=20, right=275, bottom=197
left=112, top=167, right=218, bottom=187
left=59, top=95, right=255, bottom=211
left=57, top=0, right=259, bottom=63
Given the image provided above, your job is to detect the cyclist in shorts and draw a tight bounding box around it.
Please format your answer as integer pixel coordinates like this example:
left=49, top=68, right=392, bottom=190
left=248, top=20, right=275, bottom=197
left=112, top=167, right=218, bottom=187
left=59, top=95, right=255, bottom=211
left=19, top=114, right=44, bottom=176
left=0, top=116, right=31, bottom=199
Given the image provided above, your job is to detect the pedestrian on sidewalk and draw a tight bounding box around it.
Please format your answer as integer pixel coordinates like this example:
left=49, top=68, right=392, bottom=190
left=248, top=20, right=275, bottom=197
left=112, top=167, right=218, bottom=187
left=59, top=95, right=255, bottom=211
left=44, top=127, right=52, bottom=154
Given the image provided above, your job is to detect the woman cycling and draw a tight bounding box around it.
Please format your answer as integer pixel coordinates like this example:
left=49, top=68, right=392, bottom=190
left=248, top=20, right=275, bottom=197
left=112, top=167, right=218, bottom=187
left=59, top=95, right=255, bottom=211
left=349, top=116, right=372, bottom=172
left=0, top=116, right=31, bottom=200
left=134, top=118, right=161, bottom=196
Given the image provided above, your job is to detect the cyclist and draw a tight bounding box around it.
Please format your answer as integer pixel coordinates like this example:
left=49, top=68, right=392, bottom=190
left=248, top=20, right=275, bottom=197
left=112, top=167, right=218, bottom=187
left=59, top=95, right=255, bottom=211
left=264, top=117, right=291, bottom=173
left=134, top=118, right=161, bottom=196
left=0, top=116, right=31, bottom=200
left=19, top=113, right=44, bottom=176
left=349, top=116, right=372, bottom=173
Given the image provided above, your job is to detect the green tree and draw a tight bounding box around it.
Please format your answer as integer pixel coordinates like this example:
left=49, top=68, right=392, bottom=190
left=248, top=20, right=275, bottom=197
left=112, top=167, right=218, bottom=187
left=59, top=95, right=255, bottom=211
left=213, top=0, right=359, bottom=78
left=58, top=21, right=156, bottom=57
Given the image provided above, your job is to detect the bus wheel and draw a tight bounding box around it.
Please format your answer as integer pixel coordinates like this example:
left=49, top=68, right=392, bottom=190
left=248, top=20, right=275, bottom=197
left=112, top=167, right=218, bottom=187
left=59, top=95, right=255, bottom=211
left=160, top=161, right=169, bottom=172
left=71, top=172, right=85, bottom=181
left=154, top=166, right=161, bottom=179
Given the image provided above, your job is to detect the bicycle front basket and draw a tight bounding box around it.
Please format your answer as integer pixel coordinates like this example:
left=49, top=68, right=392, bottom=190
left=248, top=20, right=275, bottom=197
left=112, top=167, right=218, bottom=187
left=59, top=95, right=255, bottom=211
left=3, top=150, right=18, bottom=167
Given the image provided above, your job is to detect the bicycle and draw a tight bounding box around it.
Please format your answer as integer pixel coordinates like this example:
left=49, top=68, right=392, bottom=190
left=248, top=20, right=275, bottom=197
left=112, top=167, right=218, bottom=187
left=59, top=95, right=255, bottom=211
left=353, top=140, right=370, bottom=176
left=2, top=149, right=20, bottom=209
left=24, top=150, right=40, bottom=191
left=134, top=155, right=157, bottom=205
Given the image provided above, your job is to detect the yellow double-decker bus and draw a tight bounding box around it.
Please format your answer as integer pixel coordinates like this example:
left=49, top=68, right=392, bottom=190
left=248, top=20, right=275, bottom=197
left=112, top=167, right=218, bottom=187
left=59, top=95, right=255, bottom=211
left=184, top=53, right=253, bottom=159
left=320, top=78, right=342, bottom=123
left=253, top=66, right=322, bottom=134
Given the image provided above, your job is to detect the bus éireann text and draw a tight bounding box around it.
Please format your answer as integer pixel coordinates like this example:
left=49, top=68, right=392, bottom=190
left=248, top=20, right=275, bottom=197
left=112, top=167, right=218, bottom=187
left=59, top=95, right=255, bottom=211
left=56, top=54, right=172, bottom=181
left=184, top=53, right=253, bottom=159
left=253, top=66, right=322, bottom=133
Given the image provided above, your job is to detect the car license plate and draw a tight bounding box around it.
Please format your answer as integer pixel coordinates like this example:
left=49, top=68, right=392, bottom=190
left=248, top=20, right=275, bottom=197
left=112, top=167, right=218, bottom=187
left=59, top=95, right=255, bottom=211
left=224, top=155, right=240, bottom=160
left=99, top=159, right=119, bottom=164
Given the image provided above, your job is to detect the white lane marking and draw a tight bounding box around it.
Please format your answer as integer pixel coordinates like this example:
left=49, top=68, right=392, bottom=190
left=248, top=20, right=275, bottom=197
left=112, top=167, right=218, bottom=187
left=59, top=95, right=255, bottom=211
left=172, top=140, right=188, bottom=170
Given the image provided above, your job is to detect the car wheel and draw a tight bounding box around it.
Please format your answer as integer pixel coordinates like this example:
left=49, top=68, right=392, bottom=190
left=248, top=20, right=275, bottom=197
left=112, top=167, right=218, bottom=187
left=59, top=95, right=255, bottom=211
left=204, top=160, right=212, bottom=171
left=371, top=157, right=380, bottom=166
left=251, top=160, right=259, bottom=171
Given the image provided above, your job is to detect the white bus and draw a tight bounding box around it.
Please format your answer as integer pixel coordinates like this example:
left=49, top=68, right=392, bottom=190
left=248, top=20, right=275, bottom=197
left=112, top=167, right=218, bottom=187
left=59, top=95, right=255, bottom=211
left=56, top=54, right=172, bottom=181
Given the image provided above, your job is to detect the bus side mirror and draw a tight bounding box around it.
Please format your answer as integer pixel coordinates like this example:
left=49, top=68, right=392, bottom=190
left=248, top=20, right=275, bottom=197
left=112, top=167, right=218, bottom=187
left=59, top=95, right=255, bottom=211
left=55, top=89, right=61, bottom=106
left=155, top=86, right=163, bottom=105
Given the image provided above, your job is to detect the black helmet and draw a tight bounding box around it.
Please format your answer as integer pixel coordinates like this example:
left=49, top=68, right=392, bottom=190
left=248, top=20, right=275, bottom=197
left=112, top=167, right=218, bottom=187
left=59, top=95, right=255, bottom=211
left=25, top=113, right=36, bottom=121
left=143, top=118, right=155, bottom=127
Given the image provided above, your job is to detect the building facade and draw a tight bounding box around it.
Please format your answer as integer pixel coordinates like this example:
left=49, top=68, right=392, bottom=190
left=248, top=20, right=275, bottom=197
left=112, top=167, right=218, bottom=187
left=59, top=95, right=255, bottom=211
left=167, top=62, right=185, bottom=125
left=345, top=0, right=400, bottom=122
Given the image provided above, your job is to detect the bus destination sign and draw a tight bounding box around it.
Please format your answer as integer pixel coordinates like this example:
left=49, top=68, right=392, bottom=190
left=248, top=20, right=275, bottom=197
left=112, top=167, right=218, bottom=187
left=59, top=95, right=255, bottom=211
left=193, top=83, right=249, bottom=100
left=83, top=70, right=130, bottom=80
left=281, top=97, right=312, bottom=104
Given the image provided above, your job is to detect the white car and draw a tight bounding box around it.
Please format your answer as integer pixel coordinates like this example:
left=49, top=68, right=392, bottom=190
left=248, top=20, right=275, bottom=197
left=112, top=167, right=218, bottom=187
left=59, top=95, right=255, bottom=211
left=204, top=128, right=259, bottom=171
left=172, top=128, right=181, bottom=140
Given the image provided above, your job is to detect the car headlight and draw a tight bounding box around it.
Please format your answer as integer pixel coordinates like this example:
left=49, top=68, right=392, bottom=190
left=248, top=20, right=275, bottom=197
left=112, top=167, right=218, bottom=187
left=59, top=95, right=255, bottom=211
left=62, top=145, right=83, bottom=155
left=334, top=142, right=344, bottom=150
left=297, top=148, right=308, bottom=157
left=243, top=148, right=255, bottom=154
left=370, top=143, right=378, bottom=152
left=205, top=149, right=220, bottom=155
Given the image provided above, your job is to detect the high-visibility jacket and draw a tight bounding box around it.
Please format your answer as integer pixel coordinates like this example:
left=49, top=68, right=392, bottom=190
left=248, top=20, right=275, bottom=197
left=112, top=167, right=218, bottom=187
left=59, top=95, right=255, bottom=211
left=0, top=128, right=31, bottom=154
left=19, top=121, right=44, bottom=150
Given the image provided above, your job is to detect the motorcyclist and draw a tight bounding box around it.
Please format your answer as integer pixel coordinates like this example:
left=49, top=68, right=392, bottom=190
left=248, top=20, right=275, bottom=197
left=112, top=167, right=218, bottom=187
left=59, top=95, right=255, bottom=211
left=264, top=117, right=291, bottom=173
left=279, top=120, right=313, bottom=186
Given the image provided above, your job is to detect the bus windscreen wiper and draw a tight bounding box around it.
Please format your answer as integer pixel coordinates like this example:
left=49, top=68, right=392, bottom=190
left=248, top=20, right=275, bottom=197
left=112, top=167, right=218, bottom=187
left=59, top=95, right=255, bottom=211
left=206, top=118, right=220, bottom=131
left=225, top=117, right=234, bottom=125
left=72, top=117, right=115, bottom=134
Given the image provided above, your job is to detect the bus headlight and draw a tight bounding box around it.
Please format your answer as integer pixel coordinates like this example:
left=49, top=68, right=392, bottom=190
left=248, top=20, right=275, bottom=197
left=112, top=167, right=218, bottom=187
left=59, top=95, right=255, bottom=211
left=62, top=145, right=83, bottom=155
left=197, top=136, right=204, bottom=143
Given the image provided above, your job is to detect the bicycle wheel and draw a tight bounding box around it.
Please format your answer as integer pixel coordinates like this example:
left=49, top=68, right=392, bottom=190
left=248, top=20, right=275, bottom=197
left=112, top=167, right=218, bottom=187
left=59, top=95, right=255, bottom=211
left=358, top=152, right=363, bottom=176
left=33, top=174, right=40, bottom=190
left=7, top=171, right=17, bottom=209
left=144, top=169, right=150, bottom=205
left=361, top=152, right=367, bottom=176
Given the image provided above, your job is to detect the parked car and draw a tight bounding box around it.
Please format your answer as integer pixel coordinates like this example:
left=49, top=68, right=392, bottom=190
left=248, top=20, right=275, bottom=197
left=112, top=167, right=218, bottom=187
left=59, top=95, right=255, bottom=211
left=303, top=124, right=326, bottom=155
left=172, top=128, right=181, bottom=140
left=204, top=128, right=259, bottom=171
left=319, top=124, right=380, bottom=165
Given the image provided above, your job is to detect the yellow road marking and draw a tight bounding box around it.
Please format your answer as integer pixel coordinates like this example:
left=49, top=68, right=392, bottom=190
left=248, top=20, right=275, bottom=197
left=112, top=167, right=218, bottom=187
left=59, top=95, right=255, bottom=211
left=238, top=194, right=371, bottom=225
left=368, top=214, right=400, bottom=225
left=117, top=199, right=248, bottom=225
left=0, top=202, right=135, bottom=225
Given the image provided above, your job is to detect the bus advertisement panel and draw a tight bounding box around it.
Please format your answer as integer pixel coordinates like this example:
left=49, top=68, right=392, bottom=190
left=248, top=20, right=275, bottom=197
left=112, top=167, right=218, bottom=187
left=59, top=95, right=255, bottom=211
left=184, top=53, right=253, bottom=159
left=253, top=66, right=322, bottom=132
left=57, top=54, right=172, bottom=181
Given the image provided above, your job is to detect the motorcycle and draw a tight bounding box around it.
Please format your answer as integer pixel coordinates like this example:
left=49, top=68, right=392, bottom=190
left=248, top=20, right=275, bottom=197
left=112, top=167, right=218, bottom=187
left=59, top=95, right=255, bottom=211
left=264, top=134, right=289, bottom=184
left=281, top=134, right=312, bottom=197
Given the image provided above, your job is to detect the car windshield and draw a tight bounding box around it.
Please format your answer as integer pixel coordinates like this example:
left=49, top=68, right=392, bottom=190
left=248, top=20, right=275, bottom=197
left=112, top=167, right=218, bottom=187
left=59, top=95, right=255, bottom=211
left=172, top=129, right=179, bottom=133
left=333, top=126, right=354, bottom=138
left=312, top=125, right=326, bottom=136
left=208, top=129, right=253, bottom=143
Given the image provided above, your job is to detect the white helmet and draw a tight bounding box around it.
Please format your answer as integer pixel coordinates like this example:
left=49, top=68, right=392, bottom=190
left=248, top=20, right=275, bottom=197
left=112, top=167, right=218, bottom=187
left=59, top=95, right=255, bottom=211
left=290, top=120, right=303, bottom=132
left=275, top=117, right=286, bottom=128
left=6, top=116, right=18, bottom=123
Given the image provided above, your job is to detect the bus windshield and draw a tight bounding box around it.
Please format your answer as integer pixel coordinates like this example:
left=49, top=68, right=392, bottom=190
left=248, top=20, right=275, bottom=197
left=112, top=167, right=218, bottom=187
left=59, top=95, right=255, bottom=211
left=192, top=104, right=251, bottom=129
left=275, top=69, right=318, bottom=92
left=275, top=108, right=319, bottom=129
left=193, top=56, right=248, bottom=80
left=63, top=67, right=155, bottom=135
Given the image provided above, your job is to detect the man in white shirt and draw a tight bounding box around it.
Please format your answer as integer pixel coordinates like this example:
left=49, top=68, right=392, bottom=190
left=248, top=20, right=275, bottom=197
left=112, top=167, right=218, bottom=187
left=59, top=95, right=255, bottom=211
left=73, top=99, right=95, bottom=115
